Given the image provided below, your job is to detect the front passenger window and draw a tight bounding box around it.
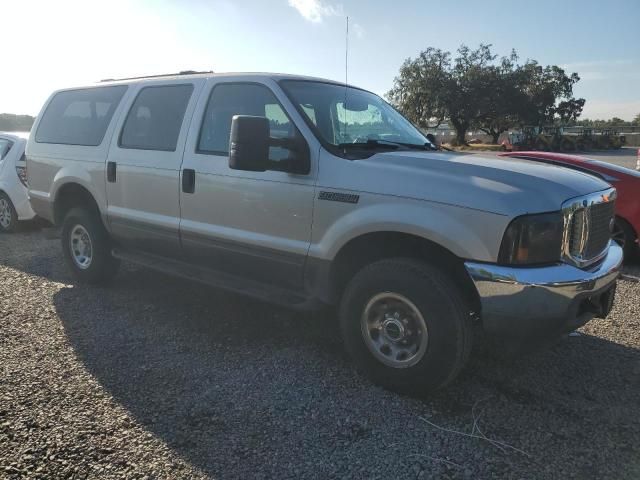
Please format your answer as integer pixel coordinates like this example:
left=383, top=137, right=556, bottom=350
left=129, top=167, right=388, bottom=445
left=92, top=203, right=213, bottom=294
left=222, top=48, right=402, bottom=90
left=198, top=83, right=296, bottom=161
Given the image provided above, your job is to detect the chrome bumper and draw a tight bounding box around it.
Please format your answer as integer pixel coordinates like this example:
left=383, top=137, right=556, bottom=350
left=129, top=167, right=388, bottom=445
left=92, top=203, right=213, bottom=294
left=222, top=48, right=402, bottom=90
left=465, top=242, right=623, bottom=338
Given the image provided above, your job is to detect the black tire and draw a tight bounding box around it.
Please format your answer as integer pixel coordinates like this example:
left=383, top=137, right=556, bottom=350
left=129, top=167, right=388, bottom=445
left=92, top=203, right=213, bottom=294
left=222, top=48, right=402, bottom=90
left=339, top=258, right=473, bottom=395
left=61, top=207, right=120, bottom=284
left=612, top=217, right=638, bottom=262
left=0, top=192, right=19, bottom=233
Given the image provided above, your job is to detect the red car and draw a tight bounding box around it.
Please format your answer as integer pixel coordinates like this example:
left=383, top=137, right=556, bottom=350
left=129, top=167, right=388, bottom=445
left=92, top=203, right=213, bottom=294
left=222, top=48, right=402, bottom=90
left=500, top=151, right=640, bottom=259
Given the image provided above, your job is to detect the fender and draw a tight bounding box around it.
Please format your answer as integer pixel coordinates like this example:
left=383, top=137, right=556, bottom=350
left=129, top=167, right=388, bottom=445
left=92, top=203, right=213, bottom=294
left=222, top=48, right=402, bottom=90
left=49, top=162, right=108, bottom=226
left=309, top=198, right=510, bottom=263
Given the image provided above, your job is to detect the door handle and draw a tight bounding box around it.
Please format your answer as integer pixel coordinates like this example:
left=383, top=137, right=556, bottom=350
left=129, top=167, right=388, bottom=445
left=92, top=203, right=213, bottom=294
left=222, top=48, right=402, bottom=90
left=182, top=169, right=196, bottom=194
left=107, top=161, right=117, bottom=183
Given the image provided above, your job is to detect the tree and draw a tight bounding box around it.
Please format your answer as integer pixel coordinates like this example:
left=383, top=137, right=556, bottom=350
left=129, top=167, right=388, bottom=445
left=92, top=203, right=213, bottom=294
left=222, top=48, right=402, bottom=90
left=517, top=63, right=584, bottom=127
left=446, top=44, right=496, bottom=144
left=388, top=45, right=586, bottom=145
left=386, top=48, right=450, bottom=129
left=387, top=44, right=499, bottom=144
left=633, top=113, right=640, bottom=126
left=474, top=50, right=525, bottom=143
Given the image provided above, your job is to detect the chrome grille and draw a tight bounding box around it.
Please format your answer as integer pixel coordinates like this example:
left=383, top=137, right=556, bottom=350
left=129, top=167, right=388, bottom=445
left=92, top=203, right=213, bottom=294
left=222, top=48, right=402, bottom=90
left=584, top=201, right=616, bottom=258
left=562, top=188, right=616, bottom=268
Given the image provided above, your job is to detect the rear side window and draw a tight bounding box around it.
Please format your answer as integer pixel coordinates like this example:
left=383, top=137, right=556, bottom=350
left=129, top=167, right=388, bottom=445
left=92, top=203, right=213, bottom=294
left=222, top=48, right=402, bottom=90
left=35, top=86, right=127, bottom=146
left=0, top=139, right=12, bottom=159
left=119, top=85, right=193, bottom=151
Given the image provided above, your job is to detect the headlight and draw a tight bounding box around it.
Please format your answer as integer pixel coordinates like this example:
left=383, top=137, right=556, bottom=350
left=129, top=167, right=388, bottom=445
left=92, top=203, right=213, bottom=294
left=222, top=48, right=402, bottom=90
left=498, top=212, right=564, bottom=265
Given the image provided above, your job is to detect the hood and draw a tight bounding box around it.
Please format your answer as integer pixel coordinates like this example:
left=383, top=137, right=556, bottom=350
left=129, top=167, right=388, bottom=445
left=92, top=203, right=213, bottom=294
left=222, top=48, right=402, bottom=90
left=329, top=151, right=611, bottom=216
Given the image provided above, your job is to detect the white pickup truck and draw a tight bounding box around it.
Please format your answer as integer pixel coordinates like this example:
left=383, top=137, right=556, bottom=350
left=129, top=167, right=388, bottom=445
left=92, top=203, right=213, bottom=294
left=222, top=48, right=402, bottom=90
left=26, top=72, right=622, bottom=394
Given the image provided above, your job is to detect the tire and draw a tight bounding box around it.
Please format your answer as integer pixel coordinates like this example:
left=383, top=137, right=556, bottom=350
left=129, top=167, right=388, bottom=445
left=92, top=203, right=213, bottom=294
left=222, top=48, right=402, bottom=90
left=339, top=258, right=473, bottom=395
left=612, top=217, right=638, bottom=262
left=61, top=207, right=120, bottom=284
left=0, top=193, right=19, bottom=233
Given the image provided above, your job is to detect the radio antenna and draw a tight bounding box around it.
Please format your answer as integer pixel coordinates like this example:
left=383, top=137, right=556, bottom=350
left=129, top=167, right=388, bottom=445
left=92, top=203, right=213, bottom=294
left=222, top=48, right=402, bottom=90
left=343, top=16, right=349, bottom=151
left=345, top=16, right=349, bottom=88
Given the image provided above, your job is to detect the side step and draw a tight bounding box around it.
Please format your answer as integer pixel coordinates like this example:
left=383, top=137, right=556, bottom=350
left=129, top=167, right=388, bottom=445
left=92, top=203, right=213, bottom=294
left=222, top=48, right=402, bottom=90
left=112, top=248, right=320, bottom=310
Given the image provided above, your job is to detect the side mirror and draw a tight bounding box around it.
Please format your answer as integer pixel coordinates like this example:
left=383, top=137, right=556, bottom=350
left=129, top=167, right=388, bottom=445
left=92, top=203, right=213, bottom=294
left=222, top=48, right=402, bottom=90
left=229, top=115, right=311, bottom=175
left=229, top=115, right=270, bottom=172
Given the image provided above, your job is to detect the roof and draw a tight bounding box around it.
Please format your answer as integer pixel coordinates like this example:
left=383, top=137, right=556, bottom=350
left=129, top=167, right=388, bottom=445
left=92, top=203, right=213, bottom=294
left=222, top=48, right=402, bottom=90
left=97, top=71, right=347, bottom=87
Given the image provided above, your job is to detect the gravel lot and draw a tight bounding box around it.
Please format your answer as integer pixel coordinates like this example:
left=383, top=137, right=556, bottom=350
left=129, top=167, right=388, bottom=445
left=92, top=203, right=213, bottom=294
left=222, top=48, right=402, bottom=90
left=1, top=227, right=639, bottom=479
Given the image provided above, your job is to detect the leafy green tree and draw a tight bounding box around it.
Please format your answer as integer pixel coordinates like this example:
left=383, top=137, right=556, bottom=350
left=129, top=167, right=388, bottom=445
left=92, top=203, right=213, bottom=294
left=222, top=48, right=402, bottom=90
left=387, top=44, right=500, bottom=144
left=386, top=48, right=450, bottom=129
left=446, top=44, right=496, bottom=144
left=516, top=63, right=584, bottom=127
left=388, top=44, right=585, bottom=145
left=474, top=50, right=525, bottom=143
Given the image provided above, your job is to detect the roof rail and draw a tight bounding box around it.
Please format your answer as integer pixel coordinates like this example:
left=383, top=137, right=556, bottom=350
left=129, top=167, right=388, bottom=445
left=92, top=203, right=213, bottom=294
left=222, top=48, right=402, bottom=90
left=99, top=70, right=214, bottom=82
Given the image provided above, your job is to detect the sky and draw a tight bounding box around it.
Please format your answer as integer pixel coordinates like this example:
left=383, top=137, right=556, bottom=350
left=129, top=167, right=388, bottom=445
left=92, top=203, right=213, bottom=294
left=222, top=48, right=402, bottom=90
left=2, top=0, right=639, bottom=120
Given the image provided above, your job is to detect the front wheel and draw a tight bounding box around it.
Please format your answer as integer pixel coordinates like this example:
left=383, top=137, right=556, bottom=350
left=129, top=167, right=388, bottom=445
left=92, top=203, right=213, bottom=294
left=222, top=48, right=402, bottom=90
left=339, top=258, right=473, bottom=395
left=0, top=193, right=19, bottom=233
left=61, top=207, right=120, bottom=284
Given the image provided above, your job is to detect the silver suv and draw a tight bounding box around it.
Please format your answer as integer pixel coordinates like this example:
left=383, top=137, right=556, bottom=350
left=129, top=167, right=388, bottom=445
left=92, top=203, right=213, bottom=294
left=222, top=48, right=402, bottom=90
left=26, top=72, right=622, bottom=394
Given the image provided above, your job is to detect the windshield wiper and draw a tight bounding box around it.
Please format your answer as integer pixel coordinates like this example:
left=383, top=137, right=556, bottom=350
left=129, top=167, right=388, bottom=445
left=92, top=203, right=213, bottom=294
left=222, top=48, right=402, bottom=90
left=337, top=139, right=402, bottom=150
left=337, top=139, right=436, bottom=151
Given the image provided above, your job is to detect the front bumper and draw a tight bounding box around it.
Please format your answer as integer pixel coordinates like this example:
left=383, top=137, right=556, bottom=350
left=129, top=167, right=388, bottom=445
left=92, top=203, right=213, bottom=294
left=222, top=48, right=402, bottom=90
left=465, top=242, right=623, bottom=338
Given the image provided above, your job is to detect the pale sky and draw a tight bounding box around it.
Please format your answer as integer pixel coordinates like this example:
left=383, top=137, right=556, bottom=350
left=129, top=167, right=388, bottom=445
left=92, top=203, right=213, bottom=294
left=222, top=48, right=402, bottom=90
left=2, top=0, right=639, bottom=120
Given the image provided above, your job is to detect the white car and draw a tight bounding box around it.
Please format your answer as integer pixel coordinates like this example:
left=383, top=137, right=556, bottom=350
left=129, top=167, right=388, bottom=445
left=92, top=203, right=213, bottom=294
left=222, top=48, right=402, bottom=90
left=0, top=132, right=36, bottom=232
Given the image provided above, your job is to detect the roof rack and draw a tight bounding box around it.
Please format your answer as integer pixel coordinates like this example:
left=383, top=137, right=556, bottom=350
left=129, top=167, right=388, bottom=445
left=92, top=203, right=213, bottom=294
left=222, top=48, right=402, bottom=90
left=99, top=70, right=214, bottom=82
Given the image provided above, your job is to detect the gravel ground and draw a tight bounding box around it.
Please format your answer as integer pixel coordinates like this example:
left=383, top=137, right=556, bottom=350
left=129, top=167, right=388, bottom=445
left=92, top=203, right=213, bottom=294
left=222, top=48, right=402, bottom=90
left=1, top=227, right=639, bottom=479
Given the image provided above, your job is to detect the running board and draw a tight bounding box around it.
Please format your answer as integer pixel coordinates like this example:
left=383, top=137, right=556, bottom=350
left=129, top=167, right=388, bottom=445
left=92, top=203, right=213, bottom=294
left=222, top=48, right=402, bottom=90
left=112, top=248, right=320, bottom=310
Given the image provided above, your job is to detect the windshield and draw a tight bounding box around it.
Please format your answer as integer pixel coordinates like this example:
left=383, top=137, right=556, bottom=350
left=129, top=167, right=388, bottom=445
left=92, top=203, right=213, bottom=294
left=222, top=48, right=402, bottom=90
left=280, top=80, right=430, bottom=156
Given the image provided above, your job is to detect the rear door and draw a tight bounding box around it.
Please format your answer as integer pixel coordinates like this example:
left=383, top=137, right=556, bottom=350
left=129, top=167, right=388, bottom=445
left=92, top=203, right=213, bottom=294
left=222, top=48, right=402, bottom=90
left=105, top=79, right=204, bottom=256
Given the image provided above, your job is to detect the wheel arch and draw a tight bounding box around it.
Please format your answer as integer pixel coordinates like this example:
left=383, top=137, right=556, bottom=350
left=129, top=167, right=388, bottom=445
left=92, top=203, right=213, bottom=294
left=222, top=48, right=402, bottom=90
left=53, top=182, right=102, bottom=226
left=312, top=231, right=481, bottom=313
left=616, top=214, right=638, bottom=240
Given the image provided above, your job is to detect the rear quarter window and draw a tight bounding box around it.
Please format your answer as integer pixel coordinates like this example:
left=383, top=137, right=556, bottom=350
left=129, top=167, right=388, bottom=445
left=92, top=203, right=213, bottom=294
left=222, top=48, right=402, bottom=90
left=0, top=139, right=13, bottom=159
left=35, top=86, right=128, bottom=146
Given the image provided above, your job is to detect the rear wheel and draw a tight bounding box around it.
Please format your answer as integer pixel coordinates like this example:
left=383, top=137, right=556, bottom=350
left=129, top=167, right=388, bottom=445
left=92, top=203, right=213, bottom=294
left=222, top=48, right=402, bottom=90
left=61, top=207, right=120, bottom=284
left=339, top=258, right=473, bottom=395
left=0, top=193, right=18, bottom=233
left=612, top=217, right=638, bottom=262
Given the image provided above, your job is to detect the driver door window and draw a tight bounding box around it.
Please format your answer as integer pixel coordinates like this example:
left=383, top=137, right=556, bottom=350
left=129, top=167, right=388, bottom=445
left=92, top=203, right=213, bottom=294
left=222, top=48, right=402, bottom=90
left=197, top=83, right=295, bottom=161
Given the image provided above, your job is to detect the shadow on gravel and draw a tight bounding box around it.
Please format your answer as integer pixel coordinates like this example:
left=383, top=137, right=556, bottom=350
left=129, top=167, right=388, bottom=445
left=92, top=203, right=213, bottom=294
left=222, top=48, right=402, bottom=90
left=2, top=229, right=638, bottom=477
left=48, top=264, right=640, bottom=479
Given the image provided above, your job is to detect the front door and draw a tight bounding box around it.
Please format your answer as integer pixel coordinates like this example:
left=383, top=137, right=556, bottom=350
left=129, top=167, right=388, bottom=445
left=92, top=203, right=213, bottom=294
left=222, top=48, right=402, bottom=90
left=179, top=79, right=318, bottom=290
